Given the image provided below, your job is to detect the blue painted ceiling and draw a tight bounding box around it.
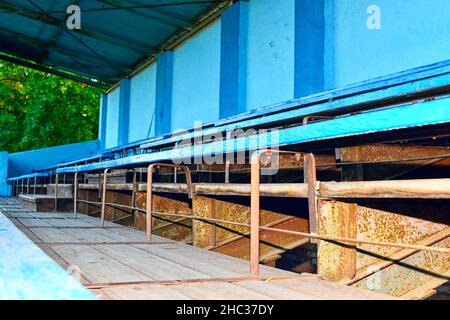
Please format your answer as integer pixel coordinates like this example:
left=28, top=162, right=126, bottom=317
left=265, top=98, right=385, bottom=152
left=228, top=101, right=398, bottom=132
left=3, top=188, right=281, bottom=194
left=0, top=0, right=228, bottom=88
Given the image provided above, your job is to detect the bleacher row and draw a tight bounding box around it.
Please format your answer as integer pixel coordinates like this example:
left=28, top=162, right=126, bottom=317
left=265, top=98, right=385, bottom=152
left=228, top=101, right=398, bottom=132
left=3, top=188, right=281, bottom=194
left=7, top=59, right=450, bottom=183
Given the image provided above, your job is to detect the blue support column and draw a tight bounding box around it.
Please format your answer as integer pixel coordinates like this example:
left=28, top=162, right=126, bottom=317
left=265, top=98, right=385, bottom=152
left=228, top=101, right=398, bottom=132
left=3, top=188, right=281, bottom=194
left=118, top=79, right=131, bottom=146
left=0, top=151, right=9, bottom=196
left=98, top=94, right=108, bottom=150
left=294, top=0, right=325, bottom=97
left=155, top=51, right=174, bottom=136
left=219, top=1, right=249, bottom=118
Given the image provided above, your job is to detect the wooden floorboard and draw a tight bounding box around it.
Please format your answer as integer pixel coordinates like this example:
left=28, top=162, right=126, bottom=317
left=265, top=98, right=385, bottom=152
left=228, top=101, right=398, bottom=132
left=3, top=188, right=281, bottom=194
left=0, top=197, right=394, bottom=300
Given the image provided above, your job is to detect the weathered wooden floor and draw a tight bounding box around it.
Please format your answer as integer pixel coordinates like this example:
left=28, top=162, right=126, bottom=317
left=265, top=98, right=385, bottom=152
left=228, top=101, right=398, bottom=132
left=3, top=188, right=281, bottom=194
left=0, top=197, right=393, bottom=300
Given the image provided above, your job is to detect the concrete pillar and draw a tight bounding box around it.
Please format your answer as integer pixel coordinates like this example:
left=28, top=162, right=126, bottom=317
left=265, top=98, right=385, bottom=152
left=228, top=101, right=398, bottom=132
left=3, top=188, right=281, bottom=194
left=294, top=0, right=326, bottom=97
left=0, top=152, right=10, bottom=196
left=219, top=1, right=249, bottom=118
left=118, top=79, right=131, bottom=146
left=98, top=94, right=108, bottom=150
left=155, top=51, right=174, bottom=136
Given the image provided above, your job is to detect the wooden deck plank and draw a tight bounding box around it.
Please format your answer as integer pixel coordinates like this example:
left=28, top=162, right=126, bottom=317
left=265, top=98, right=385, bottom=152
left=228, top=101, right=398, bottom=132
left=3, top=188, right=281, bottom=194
left=59, top=226, right=168, bottom=243
left=3, top=211, right=34, bottom=219
left=28, top=227, right=80, bottom=243
left=56, top=228, right=127, bottom=243
left=44, top=218, right=95, bottom=228
left=134, top=243, right=291, bottom=277
left=7, top=219, right=44, bottom=243
left=235, top=280, right=322, bottom=300
left=92, top=286, right=191, bottom=300
left=272, top=278, right=395, bottom=300
left=174, top=283, right=274, bottom=300
left=94, top=244, right=212, bottom=281
left=51, top=245, right=152, bottom=284
left=17, top=218, right=53, bottom=227
left=131, top=244, right=244, bottom=278
left=74, top=215, right=117, bottom=227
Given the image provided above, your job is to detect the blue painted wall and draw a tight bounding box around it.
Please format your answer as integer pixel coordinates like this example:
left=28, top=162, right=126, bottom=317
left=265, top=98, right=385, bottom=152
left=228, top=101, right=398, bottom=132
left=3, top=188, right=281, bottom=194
left=98, top=0, right=450, bottom=149
left=246, top=0, right=296, bottom=111
left=7, top=140, right=99, bottom=178
left=171, top=20, right=222, bottom=131
left=129, top=65, right=157, bottom=142
left=328, top=0, right=450, bottom=88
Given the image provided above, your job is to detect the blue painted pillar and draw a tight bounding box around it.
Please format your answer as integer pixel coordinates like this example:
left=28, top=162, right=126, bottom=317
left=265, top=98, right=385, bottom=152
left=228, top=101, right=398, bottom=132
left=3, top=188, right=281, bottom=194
left=118, top=79, right=131, bottom=146
left=98, top=94, right=108, bottom=150
left=155, top=51, right=174, bottom=136
left=294, top=0, right=325, bottom=98
left=219, top=1, right=249, bottom=119
left=0, top=151, right=10, bottom=196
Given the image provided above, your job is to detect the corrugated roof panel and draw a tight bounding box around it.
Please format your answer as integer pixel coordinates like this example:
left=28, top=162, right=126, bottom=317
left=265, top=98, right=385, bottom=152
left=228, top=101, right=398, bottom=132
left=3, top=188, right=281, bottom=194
left=0, top=0, right=229, bottom=87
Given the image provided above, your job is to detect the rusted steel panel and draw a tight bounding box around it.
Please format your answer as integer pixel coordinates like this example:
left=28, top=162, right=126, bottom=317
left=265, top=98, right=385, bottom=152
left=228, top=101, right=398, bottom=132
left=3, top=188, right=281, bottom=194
left=84, top=190, right=101, bottom=216
left=214, top=218, right=309, bottom=262
left=355, top=200, right=449, bottom=270
left=192, top=195, right=309, bottom=263
left=193, top=153, right=335, bottom=171
left=104, top=191, right=132, bottom=222
left=340, top=144, right=450, bottom=164
left=154, top=219, right=192, bottom=242
left=353, top=238, right=450, bottom=297
left=193, top=196, right=289, bottom=245
left=135, top=191, right=192, bottom=242
left=340, top=144, right=450, bottom=180
left=318, top=200, right=357, bottom=282
left=192, top=196, right=216, bottom=248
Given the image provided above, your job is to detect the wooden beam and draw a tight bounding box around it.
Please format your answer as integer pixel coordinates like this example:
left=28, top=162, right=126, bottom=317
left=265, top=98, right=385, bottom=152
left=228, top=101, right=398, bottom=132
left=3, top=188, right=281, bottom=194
left=319, top=179, right=450, bottom=199
left=79, top=178, right=450, bottom=199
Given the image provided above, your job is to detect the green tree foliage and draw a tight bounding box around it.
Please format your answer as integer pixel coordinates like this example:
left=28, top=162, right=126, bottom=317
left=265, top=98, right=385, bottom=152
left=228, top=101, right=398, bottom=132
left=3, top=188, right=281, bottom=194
left=0, top=61, right=102, bottom=153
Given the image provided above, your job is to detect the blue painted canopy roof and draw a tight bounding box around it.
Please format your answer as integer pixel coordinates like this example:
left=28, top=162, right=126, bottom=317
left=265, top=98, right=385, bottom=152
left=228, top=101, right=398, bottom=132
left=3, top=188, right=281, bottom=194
left=0, top=0, right=227, bottom=87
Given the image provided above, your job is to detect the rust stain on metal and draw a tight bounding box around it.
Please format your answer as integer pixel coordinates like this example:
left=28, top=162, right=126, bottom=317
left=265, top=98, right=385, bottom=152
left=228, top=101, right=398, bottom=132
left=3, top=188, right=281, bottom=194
left=340, top=144, right=450, bottom=165
left=132, top=191, right=193, bottom=242
left=192, top=195, right=310, bottom=261
left=355, top=201, right=448, bottom=270
left=214, top=218, right=309, bottom=261
left=317, top=200, right=357, bottom=282
left=353, top=238, right=450, bottom=297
